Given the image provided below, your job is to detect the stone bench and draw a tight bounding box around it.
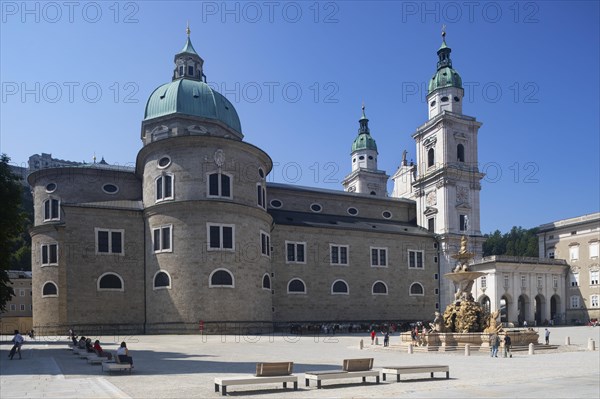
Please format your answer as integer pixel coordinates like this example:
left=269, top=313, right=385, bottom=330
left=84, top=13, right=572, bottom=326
left=214, top=362, right=298, bottom=396
left=381, top=365, right=449, bottom=382
left=101, top=352, right=132, bottom=374
left=304, top=358, right=380, bottom=389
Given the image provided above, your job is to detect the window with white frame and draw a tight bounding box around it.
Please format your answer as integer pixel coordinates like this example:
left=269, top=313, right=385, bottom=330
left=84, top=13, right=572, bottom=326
left=286, top=241, right=306, bottom=263
left=569, top=245, right=579, bottom=260
left=155, top=174, right=174, bottom=202
left=590, top=241, right=599, bottom=258
left=591, top=295, right=599, bottom=308
left=209, top=269, right=234, bottom=287
left=153, top=225, right=172, bottom=253
left=537, top=275, right=543, bottom=288
left=481, top=276, right=487, bottom=289
left=459, top=214, right=468, bottom=231
left=590, top=270, right=599, bottom=285
left=408, top=250, right=424, bottom=269
left=330, top=245, right=348, bottom=266
left=331, top=279, right=349, bottom=295
left=43, top=198, right=60, bottom=221
left=553, top=275, right=559, bottom=288
left=260, top=231, right=271, bottom=257
left=95, top=228, right=123, bottom=255
left=97, top=273, right=124, bottom=291
left=10, top=304, right=16, bottom=311
left=153, top=271, right=171, bottom=289
left=20, top=304, right=25, bottom=311
left=409, top=282, right=424, bottom=296
left=19, top=289, right=25, bottom=296
left=570, top=295, right=580, bottom=309
left=521, top=275, right=527, bottom=288
left=372, top=281, right=388, bottom=295
left=42, top=281, right=58, bottom=297
left=371, top=247, right=387, bottom=267
left=207, top=172, right=232, bottom=198
left=41, top=243, right=58, bottom=266
left=207, top=224, right=234, bottom=251
left=287, top=278, right=306, bottom=294
left=256, top=183, right=266, bottom=209
left=570, top=272, right=579, bottom=287
left=262, top=274, right=271, bottom=290
left=503, top=274, right=509, bottom=288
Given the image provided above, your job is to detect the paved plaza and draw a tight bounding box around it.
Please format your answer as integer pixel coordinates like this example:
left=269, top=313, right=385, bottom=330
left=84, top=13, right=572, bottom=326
left=1, top=326, right=599, bottom=398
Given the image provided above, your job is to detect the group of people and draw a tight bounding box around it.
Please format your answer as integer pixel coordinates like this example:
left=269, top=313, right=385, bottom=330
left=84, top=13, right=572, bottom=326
left=488, top=332, right=512, bottom=358
left=369, top=329, right=391, bottom=347
left=68, top=329, right=132, bottom=366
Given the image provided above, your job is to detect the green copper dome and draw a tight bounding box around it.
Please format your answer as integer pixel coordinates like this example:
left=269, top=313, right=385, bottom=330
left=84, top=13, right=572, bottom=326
left=428, top=37, right=462, bottom=94
left=144, top=79, right=242, bottom=134
left=351, top=106, right=377, bottom=153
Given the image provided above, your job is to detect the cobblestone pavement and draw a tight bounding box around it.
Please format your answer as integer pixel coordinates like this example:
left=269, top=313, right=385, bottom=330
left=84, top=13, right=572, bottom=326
left=1, top=326, right=599, bottom=398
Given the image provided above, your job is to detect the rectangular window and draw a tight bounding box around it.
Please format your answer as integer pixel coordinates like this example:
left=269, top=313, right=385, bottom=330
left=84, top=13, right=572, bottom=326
left=408, top=250, right=424, bottom=269
left=19, top=289, right=25, bottom=296
left=569, top=245, right=579, bottom=260
left=553, top=275, right=559, bottom=288
left=503, top=275, right=509, bottom=288
left=20, top=304, right=25, bottom=311
left=427, top=217, right=435, bottom=233
left=547, top=250, right=555, bottom=259
left=153, top=225, right=172, bottom=253
left=459, top=214, right=468, bottom=231
left=570, top=296, right=580, bottom=309
left=570, top=273, right=579, bottom=287
left=156, top=174, right=173, bottom=202
left=260, top=231, right=271, bottom=257
left=207, top=223, right=234, bottom=250
left=591, top=295, right=599, bottom=308
left=481, top=276, right=487, bottom=289
left=41, top=243, right=58, bottom=266
left=521, top=275, right=527, bottom=288
left=43, top=198, right=60, bottom=221
left=590, top=242, right=599, bottom=258
left=590, top=270, right=599, bottom=285
left=330, top=245, right=349, bottom=266
left=371, top=247, right=388, bottom=267
left=537, top=275, right=543, bottom=288
left=188, top=65, right=194, bottom=75
left=10, top=304, right=16, bottom=311
left=257, top=184, right=266, bottom=209
left=286, top=241, right=306, bottom=263
left=208, top=173, right=231, bottom=198
left=95, top=229, right=124, bottom=255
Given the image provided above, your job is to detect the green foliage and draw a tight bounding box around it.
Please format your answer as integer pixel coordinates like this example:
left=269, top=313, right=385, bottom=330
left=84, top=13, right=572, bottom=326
left=483, top=226, right=539, bottom=257
left=0, top=154, right=27, bottom=311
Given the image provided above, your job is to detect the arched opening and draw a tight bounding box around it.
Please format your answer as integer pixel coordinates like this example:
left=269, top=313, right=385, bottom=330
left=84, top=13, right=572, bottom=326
left=288, top=278, right=306, bottom=294
left=210, top=269, right=234, bottom=287
left=480, top=295, right=491, bottom=313
left=262, top=274, right=271, bottom=290
left=409, top=282, right=424, bottom=296
left=153, top=271, right=171, bottom=289
left=535, top=294, right=545, bottom=325
left=500, top=296, right=509, bottom=323
left=331, top=280, right=349, bottom=295
left=427, top=148, right=435, bottom=168
left=457, top=144, right=465, bottom=162
left=551, top=295, right=560, bottom=324
left=518, top=295, right=529, bottom=326
left=98, top=273, right=123, bottom=291
left=372, top=281, right=388, bottom=295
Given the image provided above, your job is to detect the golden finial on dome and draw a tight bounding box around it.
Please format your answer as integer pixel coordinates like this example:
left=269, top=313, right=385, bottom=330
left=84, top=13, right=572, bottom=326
left=186, top=21, right=191, bottom=37
left=442, top=24, right=446, bottom=41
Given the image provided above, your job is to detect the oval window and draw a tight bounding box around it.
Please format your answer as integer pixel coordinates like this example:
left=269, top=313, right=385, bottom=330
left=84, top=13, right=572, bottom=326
left=45, top=183, right=57, bottom=193
left=258, top=168, right=265, bottom=178
left=310, top=203, right=322, bottom=213
left=430, top=100, right=436, bottom=107
left=347, top=207, right=358, bottom=216
left=441, top=96, right=449, bottom=102
left=102, top=184, right=119, bottom=194
left=158, top=156, right=171, bottom=168
left=382, top=211, right=392, bottom=219
left=359, top=156, right=365, bottom=160
left=454, top=96, right=460, bottom=102
left=270, top=199, right=283, bottom=208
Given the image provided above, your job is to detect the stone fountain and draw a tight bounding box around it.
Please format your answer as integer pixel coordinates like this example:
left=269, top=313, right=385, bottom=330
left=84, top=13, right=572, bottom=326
left=400, top=236, right=539, bottom=351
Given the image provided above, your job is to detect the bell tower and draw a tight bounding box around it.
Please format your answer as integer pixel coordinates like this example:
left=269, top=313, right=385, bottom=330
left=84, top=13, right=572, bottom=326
left=411, top=29, right=485, bottom=308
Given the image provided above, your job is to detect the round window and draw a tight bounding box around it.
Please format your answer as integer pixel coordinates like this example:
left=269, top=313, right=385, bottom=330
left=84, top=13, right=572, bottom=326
left=347, top=207, right=358, bottom=216
left=310, top=203, right=322, bottom=213
left=382, top=211, right=392, bottom=219
left=359, top=156, right=365, bottom=160
left=441, top=96, right=449, bottom=102
left=430, top=100, right=436, bottom=107
left=270, top=199, right=283, bottom=208
left=158, top=156, right=171, bottom=168
left=454, top=96, right=460, bottom=102
left=102, top=184, right=119, bottom=194
left=45, top=183, right=57, bottom=193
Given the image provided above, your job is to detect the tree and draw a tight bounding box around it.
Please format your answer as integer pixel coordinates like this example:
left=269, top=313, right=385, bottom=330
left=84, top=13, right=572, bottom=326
left=483, top=226, right=539, bottom=258
left=0, top=154, right=27, bottom=311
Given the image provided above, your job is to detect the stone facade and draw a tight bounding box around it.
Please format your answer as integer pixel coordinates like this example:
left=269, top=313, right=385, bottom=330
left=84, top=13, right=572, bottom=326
left=538, top=213, right=600, bottom=323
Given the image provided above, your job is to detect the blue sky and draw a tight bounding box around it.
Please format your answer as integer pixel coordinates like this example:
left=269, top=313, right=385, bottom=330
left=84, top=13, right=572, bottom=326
left=1, top=1, right=599, bottom=233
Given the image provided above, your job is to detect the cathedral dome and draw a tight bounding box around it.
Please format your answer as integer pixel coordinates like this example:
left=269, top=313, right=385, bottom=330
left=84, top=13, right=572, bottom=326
left=352, top=133, right=377, bottom=152
left=427, top=36, right=463, bottom=95
left=144, top=79, right=242, bottom=134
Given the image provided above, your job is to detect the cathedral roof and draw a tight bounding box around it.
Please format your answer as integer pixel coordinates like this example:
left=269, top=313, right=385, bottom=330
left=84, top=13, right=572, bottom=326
left=428, top=32, right=462, bottom=94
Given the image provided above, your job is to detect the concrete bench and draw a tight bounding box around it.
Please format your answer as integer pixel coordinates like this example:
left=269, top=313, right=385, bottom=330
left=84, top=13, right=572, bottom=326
left=214, top=362, right=298, bottom=396
left=381, top=365, right=449, bottom=382
left=101, top=352, right=132, bottom=374
left=304, top=358, right=380, bottom=389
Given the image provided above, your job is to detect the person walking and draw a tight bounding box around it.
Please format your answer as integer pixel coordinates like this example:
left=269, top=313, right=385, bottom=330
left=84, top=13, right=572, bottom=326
left=544, top=328, right=550, bottom=345
left=370, top=329, right=376, bottom=345
left=9, top=330, right=24, bottom=360
left=503, top=334, right=512, bottom=358
left=489, top=333, right=500, bottom=357
left=383, top=331, right=390, bottom=347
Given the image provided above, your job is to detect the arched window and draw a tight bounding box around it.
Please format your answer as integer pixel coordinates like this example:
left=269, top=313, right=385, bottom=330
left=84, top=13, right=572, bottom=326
left=207, top=172, right=232, bottom=198
left=427, top=148, right=435, bottom=168
left=43, top=198, right=60, bottom=221
left=457, top=144, right=465, bottom=162
left=155, top=174, right=174, bottom=202
left=209, top=269, right=234, bottom=287
left=262, top=274, right=271, bottom=290
left=153, top=271, right=171, bottom=289
left=288, top=278, right=306, bottom=294
left=98, top=273, right=124, bottom=291
left=372, top=281, right=388, bottom=295
left=409, top=282, right=424, bottom=296
left=42, top=281, right=58, bottom=297
left=331, top=280, right=349, bottom=295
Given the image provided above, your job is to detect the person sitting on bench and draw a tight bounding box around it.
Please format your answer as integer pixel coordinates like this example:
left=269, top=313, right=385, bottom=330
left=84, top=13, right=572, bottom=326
left=117, top=341, right=133, bottom=367
left=93, top=340, right=112, bottom=360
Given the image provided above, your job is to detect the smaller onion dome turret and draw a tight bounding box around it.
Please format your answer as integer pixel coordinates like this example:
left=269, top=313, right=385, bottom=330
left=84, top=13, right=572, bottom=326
left=428, top=29, right=463, bottom=95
